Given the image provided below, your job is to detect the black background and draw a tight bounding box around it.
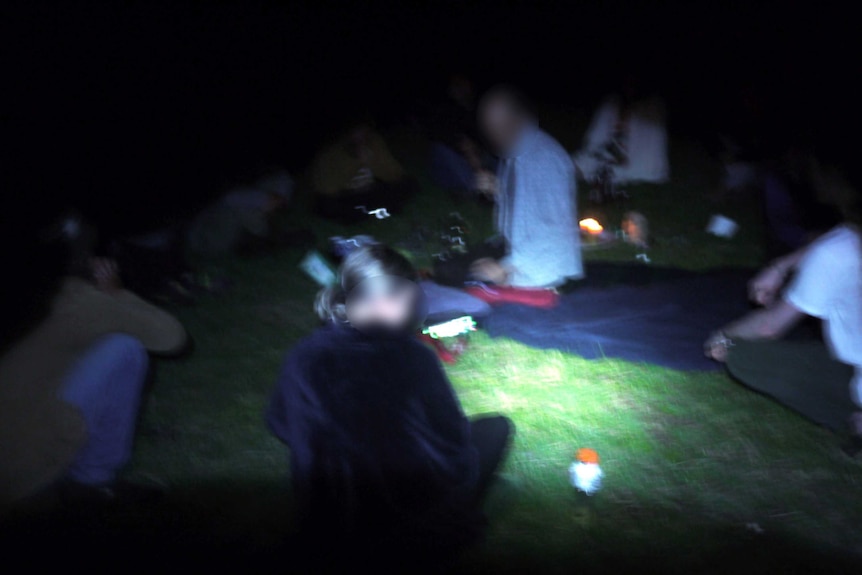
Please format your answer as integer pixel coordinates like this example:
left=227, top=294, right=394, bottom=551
left=5, top=1, right=860, bottom=232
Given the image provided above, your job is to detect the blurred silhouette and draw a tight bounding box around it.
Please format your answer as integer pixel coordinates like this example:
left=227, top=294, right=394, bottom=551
left=0, top=212, right=187, bottom=509
left=186, top=169, right=299, bottom=257
left=111, top=169, right=310, bottom=304
left=706, top=155, right=862, bottom=440
left=760, top=147, right=842, bottom=256
left=446, top=86, right=582, bottom=291
left=424, top=74, right=497, bottom=198
left=713, top=82, right=770, bottom=196
left=572, top=73, right=669, bottom=199
left=267, top=245, right=512, bottom=567
left=309, top=121, right=419, bottom=225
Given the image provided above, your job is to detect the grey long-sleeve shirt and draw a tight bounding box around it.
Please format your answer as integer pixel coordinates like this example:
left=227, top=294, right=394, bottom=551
left=496, top=124, right=583, bottom=287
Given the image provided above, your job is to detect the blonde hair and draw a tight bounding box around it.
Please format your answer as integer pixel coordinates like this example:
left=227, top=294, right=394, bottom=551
left=315, top=244, right=417, bottom=323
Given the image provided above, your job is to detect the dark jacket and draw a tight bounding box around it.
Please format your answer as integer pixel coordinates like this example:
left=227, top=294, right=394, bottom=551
left=267, top=323, right=481, bottom=542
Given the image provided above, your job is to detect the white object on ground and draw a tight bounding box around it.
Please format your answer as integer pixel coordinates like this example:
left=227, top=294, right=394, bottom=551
left=706, top=215, right=739, bottom=238
left=354, top=206, right=391, bottom=219
left=569, top=461, right=604, bottom=495
left=422, top=316, right=477, bottom=339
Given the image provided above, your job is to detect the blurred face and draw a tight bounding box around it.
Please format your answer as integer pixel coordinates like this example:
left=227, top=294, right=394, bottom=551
left=480, top=98, right=522, bottom=153
left=345, top=276, right=419, bottom=330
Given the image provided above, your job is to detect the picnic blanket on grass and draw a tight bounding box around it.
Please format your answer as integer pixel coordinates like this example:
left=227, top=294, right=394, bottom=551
left=483, top=263, right=756, bottom=371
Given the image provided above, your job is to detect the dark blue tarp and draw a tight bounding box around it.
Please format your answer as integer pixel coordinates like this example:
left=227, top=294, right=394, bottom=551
left=483, top=264, right=755, bottom=371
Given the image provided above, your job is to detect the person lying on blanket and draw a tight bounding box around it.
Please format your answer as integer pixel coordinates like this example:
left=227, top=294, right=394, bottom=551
left=470, top=86, right=583, bottom=289
left=705, top=155, right=862, bottom=442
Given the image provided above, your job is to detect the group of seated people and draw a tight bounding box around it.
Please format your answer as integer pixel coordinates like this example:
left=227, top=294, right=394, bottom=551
left=0, top=216, right=514, bottom=566
left=313, top=85, right=585, bottom=299
left=425, top=73, right=671, bottom=202
left=711, top=82, right=849, bottom=258
left=1, top=79, right=860, bottom=568
left=101, top=168, right=305, bottom=305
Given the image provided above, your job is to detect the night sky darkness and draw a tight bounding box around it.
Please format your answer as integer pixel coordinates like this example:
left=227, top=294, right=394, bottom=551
left=5, top=1, right=860, bottom=235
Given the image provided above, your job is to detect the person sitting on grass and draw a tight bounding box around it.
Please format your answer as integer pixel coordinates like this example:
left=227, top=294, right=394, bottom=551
left=0, top=213, right=188, bottom=509
left=572, top=71, right=669, bottom=188
left=469, top=86, right=583, bottom=290
left=266, top=244, right=513, bottom=567
left=705, top=155, right=862, bottom=445
left=426, top=74, right=496, bottom=198
left=309, top=120, right=419, bottom=225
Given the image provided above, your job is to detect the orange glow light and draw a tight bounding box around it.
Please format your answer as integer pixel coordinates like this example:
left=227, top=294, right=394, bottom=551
left=579, top=218, right=603, bottom=235
left=576, top=448, right=600, bottom=464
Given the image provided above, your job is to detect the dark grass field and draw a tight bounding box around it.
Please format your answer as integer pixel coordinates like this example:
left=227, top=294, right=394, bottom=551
left=3, top=114, right=862, bottom=574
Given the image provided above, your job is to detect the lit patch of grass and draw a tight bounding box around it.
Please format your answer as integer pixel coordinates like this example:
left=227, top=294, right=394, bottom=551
left=444, top=331, right=862, bottom=570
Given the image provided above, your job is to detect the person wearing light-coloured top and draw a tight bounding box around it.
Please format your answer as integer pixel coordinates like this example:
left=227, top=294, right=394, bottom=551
left=471, top=86, right=583, bottom=288
left=572, top=92, right=669, bottom=185
left=705, top=158, right=862, bottom=436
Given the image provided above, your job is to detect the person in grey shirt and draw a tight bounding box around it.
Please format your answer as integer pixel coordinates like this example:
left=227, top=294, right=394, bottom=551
left=471, top=87, right=583, bottom=288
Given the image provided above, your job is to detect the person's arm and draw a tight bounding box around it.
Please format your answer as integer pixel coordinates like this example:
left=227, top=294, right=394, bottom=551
left=469, top=257, right=511, bottom=285
left=704, top=301, right=805, bottom=362
left=724, top=300, right=804, bottom=340
left=462, top=140, right=502, bottom=203
left=416, top=349, right=471, bottom=447
left=705, top=248, right=807, bottom=361
left=707, top=232, right=837, bottom=361
left=105, top=290, right=188, bottom=355
left=266, top=343, right=349, bottom=516
left=474, top=170, right=499, bottom=198
left=68, top=274, right=187, bottom=356
left=748, top=248, right=807, bottom=306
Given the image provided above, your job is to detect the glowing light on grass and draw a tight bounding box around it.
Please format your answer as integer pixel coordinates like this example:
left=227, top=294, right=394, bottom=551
left=579, top=218, right=604, bottom=235
left=570, top=448, right=603, bottom=495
